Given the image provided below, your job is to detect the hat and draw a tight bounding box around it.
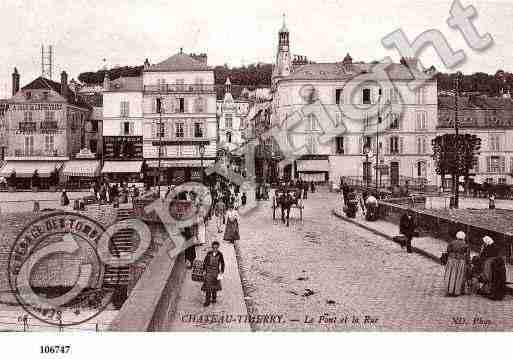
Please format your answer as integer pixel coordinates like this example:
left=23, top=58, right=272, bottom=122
left=482, top=236, right=494, bottom=246
left=456, top=231, right=466, bottom=240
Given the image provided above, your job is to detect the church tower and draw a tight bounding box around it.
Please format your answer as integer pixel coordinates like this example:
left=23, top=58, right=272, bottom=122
left=272, top=14, right=292, bottom=87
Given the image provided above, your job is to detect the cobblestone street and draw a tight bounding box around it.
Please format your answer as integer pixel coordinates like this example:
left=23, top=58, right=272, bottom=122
left=236, top=189, right=513, bottom=331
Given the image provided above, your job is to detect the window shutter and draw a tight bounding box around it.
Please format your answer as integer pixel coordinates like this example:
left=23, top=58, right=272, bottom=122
left=129, top=122, right=134, bottom=135
left=399, top=115, right=403, bottom=130
left=500, top=156, right=506, bottom=173
left=385, top=137, right=390, bottom=155
left=152, top=98, right=156, bottom=113
left=475, top=157, right=479, bottom=173
left=358, top=136, right=363, bottom=154
left=120, top=121, right=124, bottom=135
left=399, top=137, right=404, bottom=154
left=415, top=113, right=420, bottom=131
left=486, top=156, right=491, bottom=173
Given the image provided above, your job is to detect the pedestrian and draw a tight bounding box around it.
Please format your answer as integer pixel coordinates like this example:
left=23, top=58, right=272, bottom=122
left=489, top=193, right=496, bottom=210
left=223, top=205, right=240, bottom=243
left=303, top=181, right=308, bottom=200
left=473, top=236, right=506, bottom=300
left=215, top=198, right=226, bottom=233
left=443, top=231, right=470, bottom=297
left=399, top=209, right=416, bottom=253
left=201, top=241, right=225, bottom=307
left=60, top=189, right=70, bottom=207
left=181, top=225, right=198, bottom=269
left=241, top=192, right=247, bottom=206
left=310, top=181, right=315, bottom=193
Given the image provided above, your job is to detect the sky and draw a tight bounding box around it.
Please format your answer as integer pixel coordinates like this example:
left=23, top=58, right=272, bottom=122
left=0, top=0, right=511, bottom=97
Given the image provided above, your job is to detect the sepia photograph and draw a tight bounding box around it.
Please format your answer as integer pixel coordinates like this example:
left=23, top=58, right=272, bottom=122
left=0, top=0, right=512, bottom=356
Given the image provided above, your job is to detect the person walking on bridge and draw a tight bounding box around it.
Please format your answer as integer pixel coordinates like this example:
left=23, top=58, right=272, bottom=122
left=202, top=241, right=225, bottom=307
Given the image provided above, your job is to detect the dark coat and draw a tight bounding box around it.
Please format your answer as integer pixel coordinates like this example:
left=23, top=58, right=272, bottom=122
left=399, top=213, right=416, bottom=238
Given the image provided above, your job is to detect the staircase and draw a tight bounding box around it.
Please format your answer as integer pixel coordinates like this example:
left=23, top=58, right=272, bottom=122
left=102, top=208, right=136, bottom=287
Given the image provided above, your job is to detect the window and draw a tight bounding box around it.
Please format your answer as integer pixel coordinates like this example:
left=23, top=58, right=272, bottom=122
left=176, top=79, right=185, bottom=91
left=195, top=97, right=205, bottom=112
left=362, top=88, right=371, bottom=105
left=89, top=139, right=97, bottom=153
left=486, top=177, right=494, bottom=184
left=417, top=161, right=426, bottom=177
left=25, top=92, right=32, bottom=100
left=225, top=114, right=233, bottom=129
left=158, top=79, right=166, bottom=91
left=24, top=136, right=34, bottom=155
left=91, top=121, right=98, bottom=133
left=123, top=122, right=130, bottom=135
left=416, top=137, right=428, bottom=154
left=120, top=101, right=130, bottom=117
left=306, top=135, right=318, bottom=154
left=416, top=111, right=427, bottom=130
left=24, top=111, right=32, bottom=122
left=175, top=122, right=184, bottom=138
left=156, top=98, right=162, bottom=114
left=488, top=156, right=505, bottom=173
left=416, top=87, right=427, bottom=104
left=226, top=131, right=232, bottom=143
left=390, top=136, right=400, bottom=154
left=307, top=114, right=319, bottom=131
left=335, top=89, right=343, bottom=104
left=473, top=156, right=480, bottom=172
left=336, top=136, right=344, bottom=154
left=44, top=111, right=54, bottom=121
left=44, top=135, right=54, bottom=153
left=179, top=98, right=185, bottom=113
left=489, top=134, right=501, bottom=152
left=194, top=122, right=203, bottom=138
left=499, top=178, right=507, bottom=184
left=389, top=113, right=400, bottom=129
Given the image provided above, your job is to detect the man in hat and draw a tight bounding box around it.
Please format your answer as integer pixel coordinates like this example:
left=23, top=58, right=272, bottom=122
left=399, top=209, right=416, bottom=253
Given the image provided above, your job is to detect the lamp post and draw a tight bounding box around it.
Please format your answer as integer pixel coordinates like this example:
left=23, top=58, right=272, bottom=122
left=363, top=145, right=372, bottom=190
left=199, top=143, right=206, bottom=184
left=452, top=71, right=463, bottom=208
left=157, top=95, right=163, bottom=198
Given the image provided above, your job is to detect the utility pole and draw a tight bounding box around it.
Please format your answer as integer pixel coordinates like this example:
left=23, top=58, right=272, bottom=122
left=157, top=94, right=163, bottom=198
left=453, top=71, right=463, bottom=208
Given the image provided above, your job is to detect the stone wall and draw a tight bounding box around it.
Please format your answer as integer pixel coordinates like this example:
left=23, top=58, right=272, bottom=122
left=378, top=201, right=513, bottom=258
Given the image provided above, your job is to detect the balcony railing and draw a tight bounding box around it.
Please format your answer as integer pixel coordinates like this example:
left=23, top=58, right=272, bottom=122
left=11, top=149, right=65, bottom=157
left=143, top=84, right=215, bottom=94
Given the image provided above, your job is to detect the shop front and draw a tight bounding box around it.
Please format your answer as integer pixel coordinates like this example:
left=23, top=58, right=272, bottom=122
left=62, top=160, right=101, bottom=189
left=146, top=159, right=216, bottom=185
left=296, top=157, right=330, bottom=183
left=101, top=160, right=145, bottom=187
left=0, top=161, right=63, bottom=189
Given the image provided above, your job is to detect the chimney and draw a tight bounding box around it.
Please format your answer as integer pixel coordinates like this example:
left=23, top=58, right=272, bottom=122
left=144, top=58, right=150, bottom=69
left=190, top=53, right=208, bottom=64
left=12, top=67, right=20, bottom=96
left=60, top=71, right=68, bottom=98
left=103, top=72, right=110, bottom=91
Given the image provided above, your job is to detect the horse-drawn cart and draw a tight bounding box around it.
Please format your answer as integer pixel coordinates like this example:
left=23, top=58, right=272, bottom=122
left=272, top=187, right=304, bottom=225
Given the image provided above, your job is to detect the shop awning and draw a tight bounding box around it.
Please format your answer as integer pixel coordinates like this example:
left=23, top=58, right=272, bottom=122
left=62, top=160, right=100, bottom=177
left=146, top=159, right=215, bottom=168
left=0, top=161, right=63, bottom=178
left=101, top=160, right=143, bottom=174
left=296, top=159, right=330, bottom=172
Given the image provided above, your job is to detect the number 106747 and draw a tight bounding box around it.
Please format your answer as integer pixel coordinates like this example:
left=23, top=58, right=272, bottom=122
left=40, top=345, right=71, bottom=354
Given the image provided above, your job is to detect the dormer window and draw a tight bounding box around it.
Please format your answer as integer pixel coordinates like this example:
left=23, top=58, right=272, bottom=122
left=25, top=92, right=32, bottom=100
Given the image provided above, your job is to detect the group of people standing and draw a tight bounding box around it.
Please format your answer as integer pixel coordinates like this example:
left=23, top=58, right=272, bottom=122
left=91, top=181, right=140, bottom=206
left=444, top=231, right=507, bottom=300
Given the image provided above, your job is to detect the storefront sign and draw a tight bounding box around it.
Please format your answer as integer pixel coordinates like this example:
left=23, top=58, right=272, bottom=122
left=104, top=136, right=143, bottom=144
left=9, top=103, right=62, bottom=111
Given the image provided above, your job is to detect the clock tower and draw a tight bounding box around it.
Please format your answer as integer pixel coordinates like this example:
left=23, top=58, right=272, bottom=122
left=272, top=14, right=292, bottom=88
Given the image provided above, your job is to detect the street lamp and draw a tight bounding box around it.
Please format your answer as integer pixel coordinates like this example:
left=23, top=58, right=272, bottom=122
left=363, top=145, right=372, bottom=189
left=452, top=71, right=463, bottom=208
left=199, top=143, right=206, bottom=184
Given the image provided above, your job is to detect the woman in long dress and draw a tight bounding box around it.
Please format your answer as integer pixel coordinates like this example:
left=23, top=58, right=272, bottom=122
left=444, top=231, right=470, bottom=296
left=223, top=205, right=240, bottom=243
left=201, top=241, right=225, bottom=306
left=476, top=236, right=506, bottom=300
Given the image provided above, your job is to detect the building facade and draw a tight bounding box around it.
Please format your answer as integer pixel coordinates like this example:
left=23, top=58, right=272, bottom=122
left=271, top=19, right=438, bottom=187
left=0, top=69, right=91, bottom=187
left=438, top=94, right=513, bottom=186
left=142, top=51, right=217, bottom=185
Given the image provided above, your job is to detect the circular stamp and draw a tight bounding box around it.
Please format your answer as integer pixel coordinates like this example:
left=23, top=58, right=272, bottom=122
left=8, top=211, right=116, bottom=327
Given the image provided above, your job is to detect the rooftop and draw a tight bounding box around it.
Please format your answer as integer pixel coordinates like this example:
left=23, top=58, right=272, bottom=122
left=21, top=77, right=91, bottom=109
left=145, top=52, right=211, bottom=72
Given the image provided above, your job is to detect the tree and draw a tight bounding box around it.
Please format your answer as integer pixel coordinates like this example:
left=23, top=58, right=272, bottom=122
left=432, top=133, right=481, bottom=208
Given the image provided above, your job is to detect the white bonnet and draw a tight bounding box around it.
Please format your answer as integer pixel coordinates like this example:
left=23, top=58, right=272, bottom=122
left=456, top=231, right=466, bottom=240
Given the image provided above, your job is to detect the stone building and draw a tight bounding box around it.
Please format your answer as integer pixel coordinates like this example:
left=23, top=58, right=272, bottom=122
left=270, top=18, right=438, bottom=187
left=142, top=51, right=217, bottom=185
left=438, top=94, right=513, bottom=186
left=216, top=77, right=250, bottom=172
left=0, top=69, right=91, bottom=188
